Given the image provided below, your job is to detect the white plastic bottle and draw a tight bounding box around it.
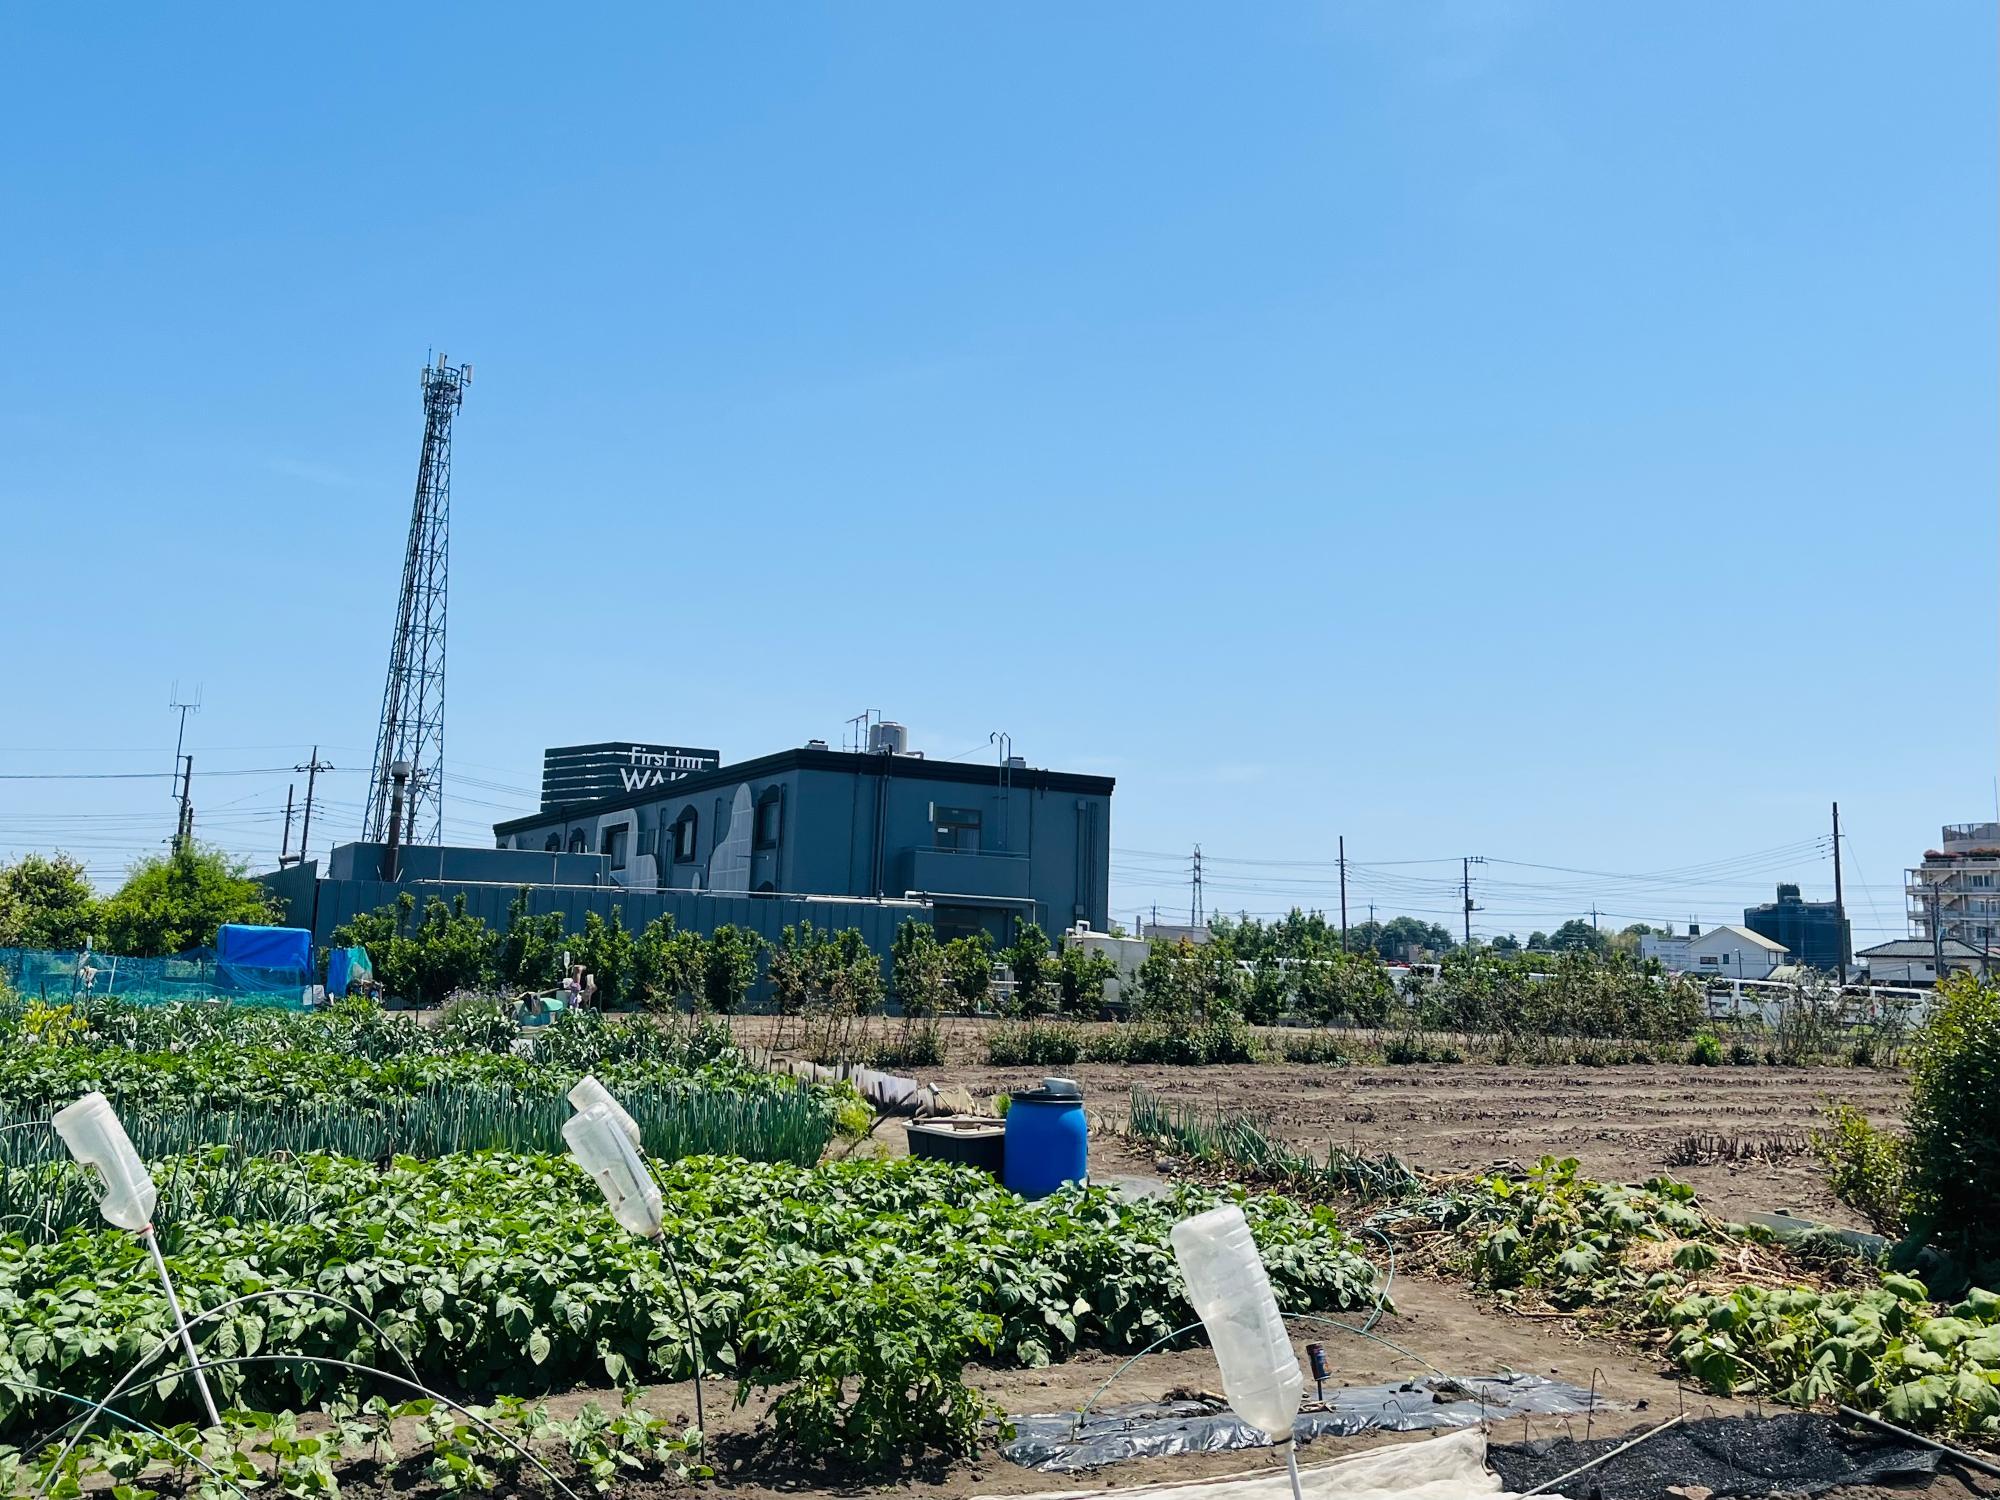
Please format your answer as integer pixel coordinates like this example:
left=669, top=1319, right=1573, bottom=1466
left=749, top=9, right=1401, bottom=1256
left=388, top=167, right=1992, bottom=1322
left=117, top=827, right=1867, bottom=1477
left=1170, top=1204, right=1303, bottom=1441
left=567, top=1075, right=642, bottom=1148
left=562, top=1102, right=664, bottom=1237
left=52, top=1091, right=157, bottom=1231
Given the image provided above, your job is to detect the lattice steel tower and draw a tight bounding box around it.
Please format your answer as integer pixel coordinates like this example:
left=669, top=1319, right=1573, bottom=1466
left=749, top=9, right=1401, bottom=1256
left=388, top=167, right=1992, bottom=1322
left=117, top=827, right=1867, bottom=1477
left=363, top=353, right=472, bottom=846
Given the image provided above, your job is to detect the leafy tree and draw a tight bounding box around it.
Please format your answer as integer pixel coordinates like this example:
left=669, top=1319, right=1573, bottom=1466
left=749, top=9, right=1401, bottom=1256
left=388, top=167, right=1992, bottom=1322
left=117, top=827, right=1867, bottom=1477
left=890, top=920, right=954, bottom=1018
left=97, top=845, right=278, bottom=957
left=1526, top=930, right=1550, bottom=951
left=944, top=932, right=995, bottom=1013
left=1242, top=953, right=1288, bottom=1025
left=1053, top=942, right=1117, bottom=1019
left=569, top=907, right=636, bottom=1007
left=0, top=852, right=98, bottom=950
left=1377, top=915, right=1455, bottom=959
left=1297, top=948, right=1395, bottom=1025
left=496, top=888, right=566, bottom=990
left=1004, top=922, right=1053, bottom=1018
left=1489, top=933, right=1521, bottom=954
left=1133, top=938, right=1241, bottom=1023
left=331, top=892, right=497, bottom=1004
left=632, top=915, right=702, bottom=1010
left=1342, top=919, right=1382, bottom=955
left=701, top=924, right=763, bottom=1013
left=1904, top=974, right=2000, bottom=1260
left=1546, top=918, right=1609, bottom=955
left=1609, top=922, right=1658, bottom=955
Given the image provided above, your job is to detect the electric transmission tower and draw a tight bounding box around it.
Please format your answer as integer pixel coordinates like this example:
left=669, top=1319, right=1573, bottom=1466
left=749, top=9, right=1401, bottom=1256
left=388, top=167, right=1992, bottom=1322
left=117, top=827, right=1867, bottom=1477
left=364, top=353, right=471, bottom=846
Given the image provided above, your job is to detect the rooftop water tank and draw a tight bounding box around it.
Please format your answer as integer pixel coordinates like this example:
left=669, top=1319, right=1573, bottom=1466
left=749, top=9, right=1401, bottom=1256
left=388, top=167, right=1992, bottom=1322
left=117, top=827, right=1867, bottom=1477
left=869, top=721, right=909, bottom=755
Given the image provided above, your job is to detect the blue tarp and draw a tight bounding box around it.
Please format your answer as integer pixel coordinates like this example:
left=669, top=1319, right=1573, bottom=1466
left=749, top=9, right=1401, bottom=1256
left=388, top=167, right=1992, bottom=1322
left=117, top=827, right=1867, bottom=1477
left=215, top=924, right=311, bottom=972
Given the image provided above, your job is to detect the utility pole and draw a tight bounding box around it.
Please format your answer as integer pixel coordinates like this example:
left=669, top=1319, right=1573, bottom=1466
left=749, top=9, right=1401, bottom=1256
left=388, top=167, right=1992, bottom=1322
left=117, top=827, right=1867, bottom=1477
left=1190, top=845, right=1204, bottom=929
left=167, top=683, right=201, bottom=795
left=1929, top=880, right=1946, bottom=984
left=1338, top=835, right=1349, bottom=952
left=1590, top=904, right=1599, bottom=930
left=172, top=756, right=194, bottom=857
left=1831, top=801, right=1849, bottom=983
left=1461, top=855, right=1485, bottom=946
left=295, top=747, right=333, bottom=869
left=280, top=784, right=296, bottom=866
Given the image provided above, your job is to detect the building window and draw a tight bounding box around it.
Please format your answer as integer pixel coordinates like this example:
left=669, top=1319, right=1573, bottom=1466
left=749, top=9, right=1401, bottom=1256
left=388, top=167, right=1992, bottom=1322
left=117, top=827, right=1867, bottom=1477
left=933, top=805, right=982, bottom=852
left=1699, top=955, right=1720, bottom=966
left=602, top=825, right=628, bottom=871
left=754, top=789, right=783, bottom=850
left=671, top=808, right=698, bottom=863
left=568, top=829, right=588, bottom=854
left=544, top=833, right=561, bottom=852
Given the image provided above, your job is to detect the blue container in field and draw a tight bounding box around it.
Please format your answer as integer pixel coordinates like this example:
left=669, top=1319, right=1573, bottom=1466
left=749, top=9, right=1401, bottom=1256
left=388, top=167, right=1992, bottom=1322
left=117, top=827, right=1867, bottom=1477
left=1003, top=1078, right=1088, bottom=1198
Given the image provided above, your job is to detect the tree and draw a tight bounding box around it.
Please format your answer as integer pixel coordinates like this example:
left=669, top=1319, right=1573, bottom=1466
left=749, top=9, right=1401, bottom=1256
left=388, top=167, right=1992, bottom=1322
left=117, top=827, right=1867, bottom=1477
left=1546, top=918, right=1609, bottom=955
left=98, top=846, right=278, bottom=957
left=496, top=888, right=566, bottom=990
left=890, top=920, right=953, bottom=1018
left=1490, top=933, right=1521, bottom=954
left=632, top=916, right=702, bottom=1010
left=0, top=852, right=98, bottom=951
left=944, top=932, right=994, bottom=1013
left=1053, top=941, right=1117, bottom=1019
left=330, top=892, right=497, bottom=1004
left=1004, top=922, right=1053, bottom=1018
left=569, top=907, right=636, bottom=1007
left=1527, top=930, right=1550, bottom=951
left=1377, top=915, right=1454, bottom=960
left=700, top=924, right=763, bottom=1013
left=1609, top=922, right=1657, bottom=955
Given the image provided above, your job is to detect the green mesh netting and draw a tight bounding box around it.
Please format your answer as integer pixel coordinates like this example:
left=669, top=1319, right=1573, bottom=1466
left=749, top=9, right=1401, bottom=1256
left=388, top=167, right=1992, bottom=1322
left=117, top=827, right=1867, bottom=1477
left=0, top=947, right=311, bottom=1010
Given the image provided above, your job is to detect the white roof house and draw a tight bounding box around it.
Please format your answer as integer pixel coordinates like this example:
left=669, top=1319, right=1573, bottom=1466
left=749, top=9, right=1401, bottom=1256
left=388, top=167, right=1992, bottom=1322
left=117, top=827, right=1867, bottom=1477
left=1684, top=924, right=1788, bottom=980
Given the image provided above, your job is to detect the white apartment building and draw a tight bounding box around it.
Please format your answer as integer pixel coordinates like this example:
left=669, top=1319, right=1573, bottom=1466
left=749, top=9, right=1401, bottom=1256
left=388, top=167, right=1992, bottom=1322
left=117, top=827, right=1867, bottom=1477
left=1907, top=822, right=2000, bottom=952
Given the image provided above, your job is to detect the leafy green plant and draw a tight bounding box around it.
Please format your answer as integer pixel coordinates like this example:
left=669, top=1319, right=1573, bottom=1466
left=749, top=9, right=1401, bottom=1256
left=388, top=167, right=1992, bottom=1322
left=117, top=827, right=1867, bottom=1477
left=1688, top=1031, right=1723, bottom=1066
left=986, top=1021, right=1083, bottom=1066
left=1905, top=975, right=2000, bottom=1261
left=1812, top=1104, right=1909, bottom=1236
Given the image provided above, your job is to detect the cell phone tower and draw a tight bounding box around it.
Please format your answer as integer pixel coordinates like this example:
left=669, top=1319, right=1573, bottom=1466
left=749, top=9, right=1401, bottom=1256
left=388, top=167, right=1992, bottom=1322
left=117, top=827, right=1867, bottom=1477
left=363, top=353, right=472, bottom=846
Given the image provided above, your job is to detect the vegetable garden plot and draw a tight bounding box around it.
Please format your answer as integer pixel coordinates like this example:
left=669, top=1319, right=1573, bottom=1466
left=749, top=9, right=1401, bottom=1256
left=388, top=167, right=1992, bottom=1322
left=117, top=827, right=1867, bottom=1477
left=0, top=1153, right=1379, bottom=1465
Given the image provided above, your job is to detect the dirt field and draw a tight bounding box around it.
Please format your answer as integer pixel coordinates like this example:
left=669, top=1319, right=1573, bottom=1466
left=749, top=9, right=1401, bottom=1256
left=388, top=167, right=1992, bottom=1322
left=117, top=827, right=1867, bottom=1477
left=723, top=1016, right=1910, bottom=1228
left=936, top=1057, right=1909, bottom=1228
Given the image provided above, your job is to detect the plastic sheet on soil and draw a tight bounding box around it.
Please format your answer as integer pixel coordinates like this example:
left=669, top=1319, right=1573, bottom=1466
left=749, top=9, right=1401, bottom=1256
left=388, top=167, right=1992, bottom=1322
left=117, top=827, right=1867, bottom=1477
left=1005, top=1373, right=1612, bottom=1473
left=1486, top=1413, right=1941, bottom=1500
left=982, top=1427, right=1546, bottom=1500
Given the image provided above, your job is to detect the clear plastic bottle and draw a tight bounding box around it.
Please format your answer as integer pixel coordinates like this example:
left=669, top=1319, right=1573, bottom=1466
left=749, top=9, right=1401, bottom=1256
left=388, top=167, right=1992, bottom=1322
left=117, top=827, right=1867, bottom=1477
left=562, top=1102, right=663, bottom=1237
left=53, top=1091, right=157, bottom=1231
left=1170, top=1204, right=1303, bottom=1441
left=567, top=1075, right=642, bottom=1148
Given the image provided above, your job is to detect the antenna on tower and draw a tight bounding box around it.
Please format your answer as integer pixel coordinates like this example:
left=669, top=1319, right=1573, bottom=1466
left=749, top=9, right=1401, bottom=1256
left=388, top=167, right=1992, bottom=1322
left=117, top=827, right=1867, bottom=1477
left=363, top=354, right=471, bottom=846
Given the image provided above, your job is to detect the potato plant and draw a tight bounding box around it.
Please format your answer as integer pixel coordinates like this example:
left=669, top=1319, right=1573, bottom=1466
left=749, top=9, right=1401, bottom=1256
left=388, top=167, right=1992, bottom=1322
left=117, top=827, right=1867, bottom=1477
left=0, top=1153, right=1377, bottom=1467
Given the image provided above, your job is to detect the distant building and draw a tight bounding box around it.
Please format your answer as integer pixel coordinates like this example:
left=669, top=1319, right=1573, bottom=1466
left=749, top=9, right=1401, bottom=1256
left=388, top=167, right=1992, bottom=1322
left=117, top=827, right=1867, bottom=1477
left=1742, top=883, right=1850, bottom=972
left=1639, top=926, right=1696, bottom=970
left=496, top=729, right=1112, bottom=946
left=1682, top=923, right=1788, bottom=980
left=1857, top=937, right=1996, bottom=986
left=540, top=742, right=721, bottom=811
left=1907, top=823, right=2000, bottom=952
left=1138, top=920, right=1212, bottom=946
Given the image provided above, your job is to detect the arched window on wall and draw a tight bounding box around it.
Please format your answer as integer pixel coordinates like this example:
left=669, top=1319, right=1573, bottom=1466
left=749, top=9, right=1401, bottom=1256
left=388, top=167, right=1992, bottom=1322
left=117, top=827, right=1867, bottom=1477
left=544, top=833, right=561, bottom=852
left=671, top=807, right=699, bottom=863
left=568, top=829, right=588, bottom=854
left=754, top=787, right=783, bottom=850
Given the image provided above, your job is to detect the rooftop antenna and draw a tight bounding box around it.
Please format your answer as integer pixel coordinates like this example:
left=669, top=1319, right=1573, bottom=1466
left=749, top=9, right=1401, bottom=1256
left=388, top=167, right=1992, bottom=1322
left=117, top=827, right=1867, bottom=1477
left=364, top=353, right=471, bottom=846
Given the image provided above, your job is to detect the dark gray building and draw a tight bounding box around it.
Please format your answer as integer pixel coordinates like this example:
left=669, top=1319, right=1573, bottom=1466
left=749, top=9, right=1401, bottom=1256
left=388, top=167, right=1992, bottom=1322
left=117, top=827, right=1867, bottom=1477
left=494, top=741, right=1113, bottom=943
left=1742, top=883, right=1851, bottom=972
left=541, top=742, right=720, bottom=811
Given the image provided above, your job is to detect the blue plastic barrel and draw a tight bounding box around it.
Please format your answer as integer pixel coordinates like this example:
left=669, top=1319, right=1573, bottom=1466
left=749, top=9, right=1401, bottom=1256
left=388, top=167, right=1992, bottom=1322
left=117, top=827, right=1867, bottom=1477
left=1003, top=1078, right=1088, bottom=1198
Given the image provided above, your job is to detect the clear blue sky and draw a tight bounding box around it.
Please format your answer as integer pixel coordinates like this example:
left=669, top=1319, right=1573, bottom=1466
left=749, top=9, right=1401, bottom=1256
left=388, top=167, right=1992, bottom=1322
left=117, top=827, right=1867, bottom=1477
left=1, top=4, right=1992, bottom=944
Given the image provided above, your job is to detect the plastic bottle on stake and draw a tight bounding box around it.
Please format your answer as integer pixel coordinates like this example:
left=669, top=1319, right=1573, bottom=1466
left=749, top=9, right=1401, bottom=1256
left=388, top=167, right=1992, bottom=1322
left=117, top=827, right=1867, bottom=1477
left=567, top=1076, right=642, bottom=1148
left=1170, top=1205, right=1304, bottom=1441
left=53, top=1091, right=157, bottom=1230
left=562, top=1102, right=663, bottom=1237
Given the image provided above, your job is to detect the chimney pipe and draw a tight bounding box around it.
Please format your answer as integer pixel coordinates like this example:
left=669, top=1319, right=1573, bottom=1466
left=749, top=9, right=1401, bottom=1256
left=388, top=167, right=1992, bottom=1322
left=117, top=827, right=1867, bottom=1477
left=382, top=760, right=412, bottom=881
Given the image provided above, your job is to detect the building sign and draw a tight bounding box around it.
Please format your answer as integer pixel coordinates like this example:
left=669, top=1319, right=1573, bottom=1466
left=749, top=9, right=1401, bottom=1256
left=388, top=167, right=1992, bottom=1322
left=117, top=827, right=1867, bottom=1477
left=617, top=745, right=719, bottom=793
left=540, top=742, right=722, bottom=810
